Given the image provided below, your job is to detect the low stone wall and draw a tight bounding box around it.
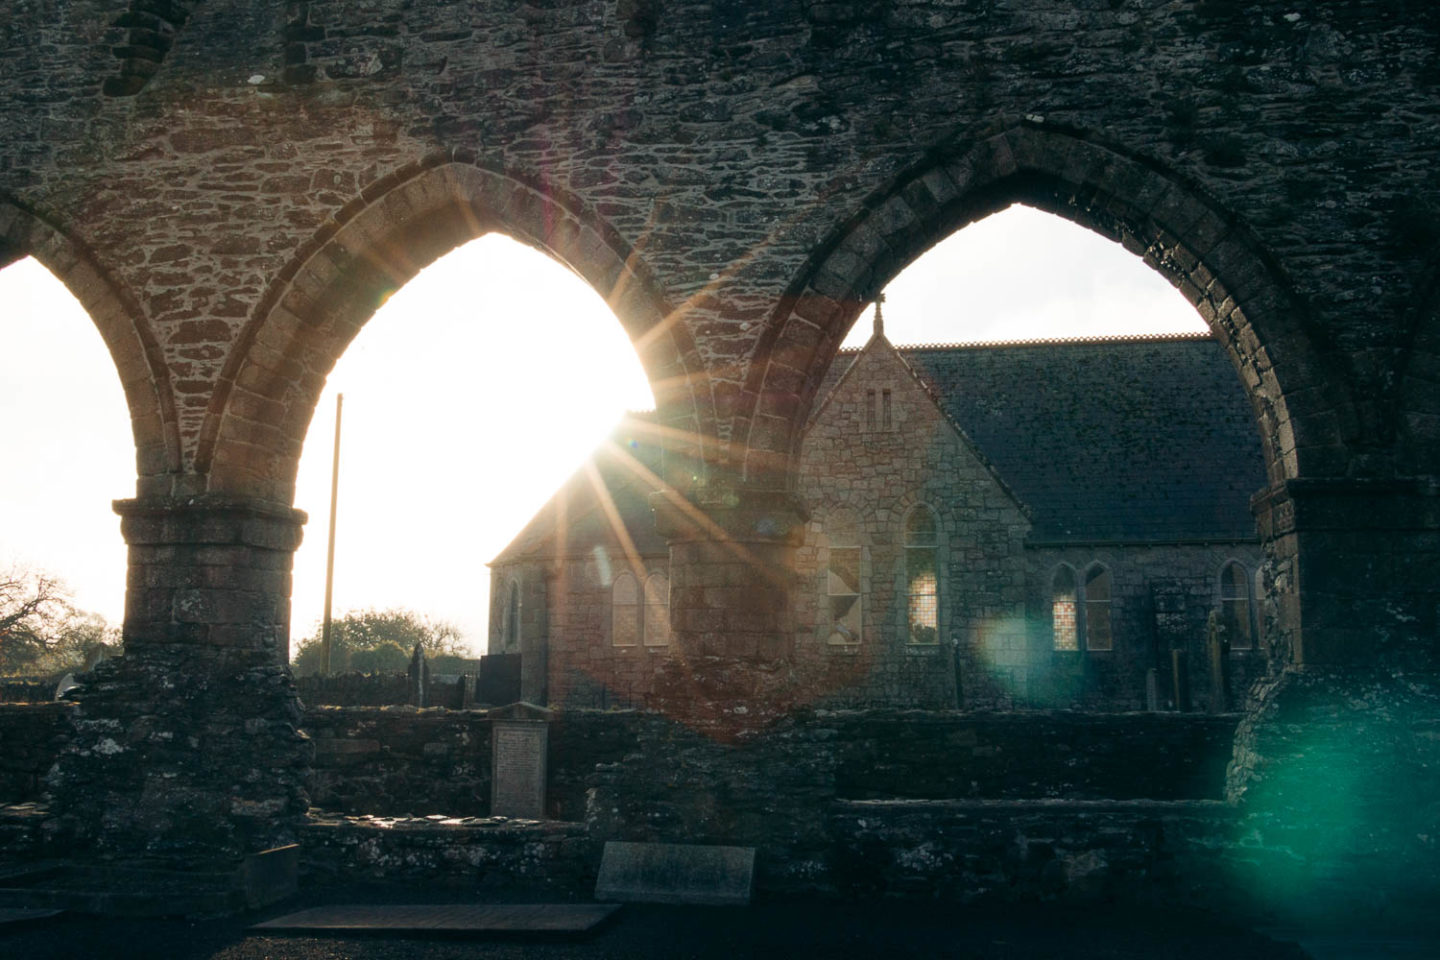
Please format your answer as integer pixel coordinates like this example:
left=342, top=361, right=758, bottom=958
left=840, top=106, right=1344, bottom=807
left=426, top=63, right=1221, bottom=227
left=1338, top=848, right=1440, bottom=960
left=0, top=703, right=73, bottom=803
left=0, top=802, right=49, bottom=861
left=0, top=679, right=59, bottom=704
left=304, top=707, right=490, bottom=817
left=300, top=813, right=596, bottom=892
left=827, top=799, right=1239, bottom=906
left=296, top=674, right=413, bottom=707
left=302, top=707, right=1238, bottom=821
left=302, top=707, right=648, bottom=820
left=834, top=711, right=1238, bottom=801
left=0, top=701, right=1250, bottom=907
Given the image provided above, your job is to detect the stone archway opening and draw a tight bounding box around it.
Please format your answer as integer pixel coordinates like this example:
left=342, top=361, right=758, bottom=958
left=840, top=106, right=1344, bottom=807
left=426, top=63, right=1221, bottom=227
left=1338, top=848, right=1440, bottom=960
left=285, top=232, right=656, bottom=674
left=202, top=160, right=710, bottom=508
left=743, top=128, right=1352, bottom=496
left=0, top=257, right=132, bottom=676
left=835, top=202, right=1210, bottom=349
left=780, top=201, right=1274, bottom=714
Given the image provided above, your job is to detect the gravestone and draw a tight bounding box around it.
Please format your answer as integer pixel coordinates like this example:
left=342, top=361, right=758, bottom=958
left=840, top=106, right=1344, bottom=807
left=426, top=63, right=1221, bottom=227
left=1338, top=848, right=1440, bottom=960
left=1172, top=649, right=1192, bottom=712
left=478, top=654, right=522, bottom=705
left=489, top=702, right=551, bottom=819
left=595, top=841, right=755, bottom=906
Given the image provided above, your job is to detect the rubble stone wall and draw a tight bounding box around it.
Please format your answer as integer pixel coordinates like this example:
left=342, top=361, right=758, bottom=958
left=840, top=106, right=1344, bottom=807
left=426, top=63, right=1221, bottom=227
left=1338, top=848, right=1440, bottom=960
left=0, top=703, right=72, bottom=804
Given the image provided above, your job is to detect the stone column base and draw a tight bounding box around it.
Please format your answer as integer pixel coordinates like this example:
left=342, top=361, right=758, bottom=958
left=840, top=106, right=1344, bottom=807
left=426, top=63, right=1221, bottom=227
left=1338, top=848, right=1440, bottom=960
left=44, top=496, right=313, bottom=864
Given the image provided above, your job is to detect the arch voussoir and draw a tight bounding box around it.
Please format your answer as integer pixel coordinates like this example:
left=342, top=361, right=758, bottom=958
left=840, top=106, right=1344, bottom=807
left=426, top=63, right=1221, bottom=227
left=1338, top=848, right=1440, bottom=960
left=744, top=126, right=1350, bottom=493
left=203, top=160, right=710, bottom=503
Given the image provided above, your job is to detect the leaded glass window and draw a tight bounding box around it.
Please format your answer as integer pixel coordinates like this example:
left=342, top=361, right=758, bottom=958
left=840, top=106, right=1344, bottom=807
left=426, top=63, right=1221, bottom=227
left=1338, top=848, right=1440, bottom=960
left=1052, top=565, right=1078, bottom=651
left=905, top=507, right=939, bottom=644
left=612, top=572, right=639, bottom=646
left=1084, top=564, right=1112, bottom=652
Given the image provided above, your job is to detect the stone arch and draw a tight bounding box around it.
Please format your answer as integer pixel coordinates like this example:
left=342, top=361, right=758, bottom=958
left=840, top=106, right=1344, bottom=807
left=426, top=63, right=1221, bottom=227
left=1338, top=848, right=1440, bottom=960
left=0, top=196, right=179, bottom=491
left=743, top=124, right=1351, bottom=489
left=202, top=157, right=711, bottom=502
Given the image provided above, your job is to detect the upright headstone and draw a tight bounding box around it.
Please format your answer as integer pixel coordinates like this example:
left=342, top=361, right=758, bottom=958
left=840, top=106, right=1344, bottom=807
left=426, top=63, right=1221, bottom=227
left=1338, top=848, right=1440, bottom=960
left=1206, top=609, right=1229, bottom=714
left=489, top=702, right=551, bottom=819
left=54, top=673, right=78, bottom=700
left=1171, top=648, right=1192, bottom=713
left=408, top=643, right=428, bottom=707
left=1144, top=667, right=1160, bottom=712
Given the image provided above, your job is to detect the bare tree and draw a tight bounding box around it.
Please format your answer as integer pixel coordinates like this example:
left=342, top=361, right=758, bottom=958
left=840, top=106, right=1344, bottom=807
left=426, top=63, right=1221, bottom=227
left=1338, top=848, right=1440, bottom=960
left=0, top=567, right=119, bottom=675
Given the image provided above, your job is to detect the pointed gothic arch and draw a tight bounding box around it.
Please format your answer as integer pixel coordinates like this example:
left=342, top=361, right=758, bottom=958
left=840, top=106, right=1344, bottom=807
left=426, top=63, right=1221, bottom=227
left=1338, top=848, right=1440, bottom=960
left=0, top=196, right=179, bottom=491
left=742, top=124, right=1352, bottom=490
left=202, top=158, right=714, bottom=502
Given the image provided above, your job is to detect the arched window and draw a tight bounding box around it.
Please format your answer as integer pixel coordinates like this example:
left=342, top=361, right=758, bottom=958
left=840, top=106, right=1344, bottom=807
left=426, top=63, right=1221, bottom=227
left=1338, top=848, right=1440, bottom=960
left=612, top=572, right=639, bottom=646
left=1084, top=564, right=1113, bottom=652
left=825, top=512, right=863, bottom=646
left=904, top=506, right=939, bottom=645
left=504, top=580, right=521, bottom=652
left=1220, top=561, right=1252, bottom=649
left=643, top=573, right=671, bottom=646
left=1051, top=565, right=1078, bottom=651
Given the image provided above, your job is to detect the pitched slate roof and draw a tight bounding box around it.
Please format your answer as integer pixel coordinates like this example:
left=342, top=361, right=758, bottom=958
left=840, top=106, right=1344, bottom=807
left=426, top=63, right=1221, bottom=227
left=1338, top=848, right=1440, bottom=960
left=498, top=334, right=1267, bottom=566
left=815, top=333, right=1266, bottom=543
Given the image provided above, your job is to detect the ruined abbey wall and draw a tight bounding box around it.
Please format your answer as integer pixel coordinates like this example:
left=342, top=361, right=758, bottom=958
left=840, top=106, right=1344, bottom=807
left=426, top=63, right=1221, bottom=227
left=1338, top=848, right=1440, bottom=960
left=0, top=0, right=1437, bottom=920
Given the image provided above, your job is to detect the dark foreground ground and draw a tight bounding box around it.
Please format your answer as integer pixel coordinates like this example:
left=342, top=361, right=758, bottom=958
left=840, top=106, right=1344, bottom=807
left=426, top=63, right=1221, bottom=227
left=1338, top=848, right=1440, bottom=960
left=0, top=886, right=1337, bottom=960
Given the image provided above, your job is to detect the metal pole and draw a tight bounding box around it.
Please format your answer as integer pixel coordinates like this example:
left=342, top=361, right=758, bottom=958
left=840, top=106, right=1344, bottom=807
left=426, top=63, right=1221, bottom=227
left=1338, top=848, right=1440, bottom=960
left=320, top=393, right=343, bottom=675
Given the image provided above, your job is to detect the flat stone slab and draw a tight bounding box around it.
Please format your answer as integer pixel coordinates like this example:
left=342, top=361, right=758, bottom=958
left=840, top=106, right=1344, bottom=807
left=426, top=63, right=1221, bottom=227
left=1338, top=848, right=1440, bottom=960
left=0, top=907, right=63, bottom=926
left=252, top=903, right=620, bottom=935
left=595, top=841, right=755, bottom=907
left=0, top=846, right=296, bottom=918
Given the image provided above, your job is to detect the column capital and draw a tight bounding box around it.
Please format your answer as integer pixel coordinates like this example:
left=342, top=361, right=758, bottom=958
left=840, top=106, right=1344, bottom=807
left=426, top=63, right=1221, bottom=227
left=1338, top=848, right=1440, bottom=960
left=114, top=495, right=308, bottom=550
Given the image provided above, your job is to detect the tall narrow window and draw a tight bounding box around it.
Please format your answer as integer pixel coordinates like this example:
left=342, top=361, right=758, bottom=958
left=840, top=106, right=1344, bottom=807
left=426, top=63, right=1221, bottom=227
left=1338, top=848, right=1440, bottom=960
left=1084, top=564, right=1113, bottom=652
left=612, top=572, right=639, bottom=646
left=905, top=507, right=939, bottom=644
left=827, top=547, right=862, bottom=646
left=1051, top=565, right=1078, bottom=651
left=865, top=389, right=876, bottom=430
left=643, top=573, right=671, bottom=646
left=504, top=581, right=521, bottom=651
left=881, top=388, right=893, bottom=430
left=1220, top=561, right=1252, bottom=649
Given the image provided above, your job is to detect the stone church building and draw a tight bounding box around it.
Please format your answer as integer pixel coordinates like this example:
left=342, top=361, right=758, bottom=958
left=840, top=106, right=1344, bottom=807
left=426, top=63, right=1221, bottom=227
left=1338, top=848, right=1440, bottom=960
left=491, top=316, right=1267, bottom=713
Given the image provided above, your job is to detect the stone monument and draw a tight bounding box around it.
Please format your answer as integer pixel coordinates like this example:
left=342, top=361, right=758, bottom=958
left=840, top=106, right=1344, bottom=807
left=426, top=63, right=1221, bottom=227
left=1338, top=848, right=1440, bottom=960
left=488, top=702, right=551, bottom=820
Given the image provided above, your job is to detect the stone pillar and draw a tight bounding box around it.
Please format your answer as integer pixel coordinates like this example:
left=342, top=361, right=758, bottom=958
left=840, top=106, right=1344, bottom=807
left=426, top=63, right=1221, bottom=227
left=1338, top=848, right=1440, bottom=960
left=1224, top=478, right=1440, bottom=925
left=1249, top=478, right=1440, bottom=670
left=47, top=496, right=312, bottom=865
left=648, top=487, right=807, bottom=724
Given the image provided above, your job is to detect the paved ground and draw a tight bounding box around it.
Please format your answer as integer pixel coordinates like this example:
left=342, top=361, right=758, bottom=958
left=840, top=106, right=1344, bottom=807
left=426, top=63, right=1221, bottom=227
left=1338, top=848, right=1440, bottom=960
left=0, top=890, right=1330, bottom=960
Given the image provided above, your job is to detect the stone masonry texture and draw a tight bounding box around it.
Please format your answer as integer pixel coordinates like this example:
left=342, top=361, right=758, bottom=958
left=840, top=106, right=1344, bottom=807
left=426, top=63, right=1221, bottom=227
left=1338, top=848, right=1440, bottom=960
left=1, top=0, right=1438, bottom=923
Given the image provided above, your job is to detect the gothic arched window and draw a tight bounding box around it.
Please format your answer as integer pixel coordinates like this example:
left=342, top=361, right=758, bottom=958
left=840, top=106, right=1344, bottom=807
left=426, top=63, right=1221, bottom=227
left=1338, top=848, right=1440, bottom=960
left=825, top=512, right=863, bottom=646
left=643, top=573, right=671, bottom=646
left=1220, top=561, right=1252, bottom=650
left=1051, top=565, right=1078, bottom=651
left=904, top=506, right=939, bottom=645
left=612, top=572, right=639, bottom=646
left=1083, top=563, right=1113, bottom=652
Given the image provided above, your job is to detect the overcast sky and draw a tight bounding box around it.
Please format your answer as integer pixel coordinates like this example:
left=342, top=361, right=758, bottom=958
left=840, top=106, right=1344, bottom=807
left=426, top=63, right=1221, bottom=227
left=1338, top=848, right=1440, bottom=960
left=0, top=204, right=1205, bottom=656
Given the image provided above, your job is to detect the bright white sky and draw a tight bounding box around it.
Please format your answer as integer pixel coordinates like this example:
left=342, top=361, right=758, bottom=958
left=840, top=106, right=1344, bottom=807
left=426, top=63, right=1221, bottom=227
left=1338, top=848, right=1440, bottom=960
left=0, top=204, right=1204, bottom=657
